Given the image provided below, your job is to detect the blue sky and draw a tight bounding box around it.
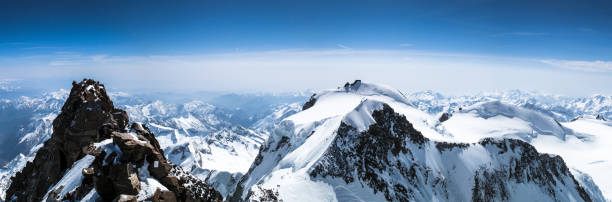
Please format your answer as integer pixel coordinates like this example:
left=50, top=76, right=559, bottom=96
left=1, top=0, right=611, bottom=95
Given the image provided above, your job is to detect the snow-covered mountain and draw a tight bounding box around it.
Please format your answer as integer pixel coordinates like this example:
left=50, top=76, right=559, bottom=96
left=0, top=89, right=67, bottom=164
left=0, top=86, right=303, bottom=201
left=230, top=81, right=607, bottom=201
left=2, top=80, right=611, bottom=201
left=436, top=100, right=612, bottom=200
left=115, top=98, right=301, bottom=198
left=5, top=79, right=223, bottom=201
left=408, top=90, right=612, bottom=122
left=0, top=91, right=67, bottom=200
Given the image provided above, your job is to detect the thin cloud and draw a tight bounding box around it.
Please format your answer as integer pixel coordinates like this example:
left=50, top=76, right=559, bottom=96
left=540, top=59, right=612, bottom=72
left=49, top=60, right=84, bottom=66
left=492, top=32, right=548, bottom=37
left=1, top=48, right=611, bottom=96
left=337, top=44, right=350, bottom=49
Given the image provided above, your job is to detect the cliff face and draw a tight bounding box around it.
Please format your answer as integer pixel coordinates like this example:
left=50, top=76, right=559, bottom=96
left=310, top=104, right=593, bottom=201
left=230, top=81, right=605, bottom=202
left=5, top=79, right=222, bottom=201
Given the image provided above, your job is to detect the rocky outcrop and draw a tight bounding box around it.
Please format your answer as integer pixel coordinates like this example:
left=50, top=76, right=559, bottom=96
left=5, top=79, right=222, bottom=202
left=310, top=104, right=595, bottom=201
left=438, top=112, right=451, bottom=123
left=301, top=94, right=317, bottom=111
left=343, top=80, right=362, bottom=92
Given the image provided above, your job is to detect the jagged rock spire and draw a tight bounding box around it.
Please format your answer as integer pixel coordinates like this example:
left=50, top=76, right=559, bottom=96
left=5, top=79, right=222, bottom=201
left=6, top=79, right=128, bottom=201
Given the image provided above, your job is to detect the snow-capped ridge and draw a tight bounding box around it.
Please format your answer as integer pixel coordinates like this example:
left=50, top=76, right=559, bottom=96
left=233, top=96, right=603, bottom=201
left=341, top=99, right=384, bottom=132
left=301, top=80, right=409, bottom=111
left=445, top=100, right=574, bottom=141
left=339, top=80, right=409, bottom=105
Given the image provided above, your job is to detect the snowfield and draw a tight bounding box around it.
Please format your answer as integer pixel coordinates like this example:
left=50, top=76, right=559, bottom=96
left=231, top=81, right=609, bottom=202
left=1, top=83, right=611, bottom=201
left=440, top=101, right=612, bottom=199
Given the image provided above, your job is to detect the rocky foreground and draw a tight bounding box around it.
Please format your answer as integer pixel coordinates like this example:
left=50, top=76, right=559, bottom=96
left=5, top=79, right=222, bottom=201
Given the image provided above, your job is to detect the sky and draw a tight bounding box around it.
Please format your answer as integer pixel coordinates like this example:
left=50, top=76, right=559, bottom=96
left=1, top=0, right=611, bottom=96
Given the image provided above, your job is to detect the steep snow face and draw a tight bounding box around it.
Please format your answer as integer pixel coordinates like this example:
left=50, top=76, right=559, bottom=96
left=231, top=82, right=603, bottom=202
left=251, top=103, right=301, bottom=134
left=440, top=100, right=612, bottom=199
left=0, top=154, right=30, bottom=201
left=118, top=98, right=304, bottom=199
left=288, top=82, right=443, bottom=141
left=42, top=155, right=96, bottom=201
left=154, top=125, right=265, bottom=197
left=125, top=100, right=299, bottom=198
left=535, top=118, right=612, bottom=199
left=232, top=98, right=602, bottom=201
left=440, top=101, right=573, bottom=143
left=231, top=82, right=430, bottom=200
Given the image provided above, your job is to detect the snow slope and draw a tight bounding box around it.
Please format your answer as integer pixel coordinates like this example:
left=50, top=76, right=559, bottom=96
left=0, top=90, right=301, bottom=201
left=1, top=84, right=610, bottom=201
left=408, top=90, right=612, bottom=122
left=231, top=81, right=605, bottom=202
left=440, top=101, right=574, bottom=143
left=440, top=100, right=612, bottom=199
left=537, top=118, right=612, bottom=200
left=42, top=155, right=96, bottom=201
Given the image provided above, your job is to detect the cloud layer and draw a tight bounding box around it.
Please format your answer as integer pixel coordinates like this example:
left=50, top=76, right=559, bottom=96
left=0, top=49, right=611, bottom=96
left=540, top=59, right=612, bottom=72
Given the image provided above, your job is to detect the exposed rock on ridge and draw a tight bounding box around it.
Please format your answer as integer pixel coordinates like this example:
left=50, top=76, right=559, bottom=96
left=301, top=94, right=317, bottom=111
left=310, top=104, right=594, bottom=201
left=5, top=79, right=222, bottom=202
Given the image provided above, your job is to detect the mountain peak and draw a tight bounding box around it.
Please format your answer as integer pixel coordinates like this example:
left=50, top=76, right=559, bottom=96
left=231, top=82, right=604, bottom=202
left=5, top=79, right=222, bottom=201
left=301, top=80, right=408, bottom=112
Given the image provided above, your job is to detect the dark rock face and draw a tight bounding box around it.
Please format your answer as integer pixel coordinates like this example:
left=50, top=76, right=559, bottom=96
left=343, top=80, right=362, bottom=92
left=474, top=138, right=592, bottom=202
left=309, top=104, right=593, bottom=201
left=438, top=112, right=451, bottom=123
left=6, top=79, right=126, bottom=201
left=5, top=79, right=222, bottom=202
left=302, top=93, right=317, bottom=111
left=310, top=104, right=437, bottom=201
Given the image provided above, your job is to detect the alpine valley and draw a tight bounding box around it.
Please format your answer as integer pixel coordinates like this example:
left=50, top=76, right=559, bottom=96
left=1, top=79, right=611, bottom=202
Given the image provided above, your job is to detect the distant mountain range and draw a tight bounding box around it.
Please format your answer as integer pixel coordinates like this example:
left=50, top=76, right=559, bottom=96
left=1, top=80, right=611, bottom=201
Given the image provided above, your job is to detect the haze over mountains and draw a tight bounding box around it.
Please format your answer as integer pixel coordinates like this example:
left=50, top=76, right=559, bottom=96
left=0, top=79, right=611, bottom=201
left=2, top=1, right=612, bottom=201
